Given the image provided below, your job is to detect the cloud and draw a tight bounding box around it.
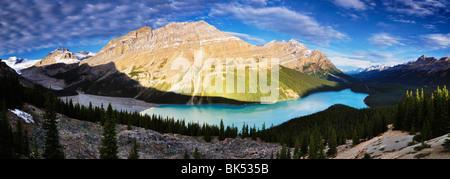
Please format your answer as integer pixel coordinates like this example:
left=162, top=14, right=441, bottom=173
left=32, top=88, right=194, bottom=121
left=368, top=33, right=405, bottom=48
left=0, top=0, right=211, bottom=55
left=382, top=0, right=449, bottom=17
left=332, top=0, right=367, bottom=10
left=224, top=31, right=266, bottom=44
left=209, top=3, right=348, bottom=46
left=420, top=33, right=450, bottom=49
left=390, top=18, right=416, bottom=24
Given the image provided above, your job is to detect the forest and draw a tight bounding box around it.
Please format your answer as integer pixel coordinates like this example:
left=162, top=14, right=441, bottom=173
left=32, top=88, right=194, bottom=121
left=394, top=86, right=450, bottom=142
left=1, top=73, right=449, bottom=159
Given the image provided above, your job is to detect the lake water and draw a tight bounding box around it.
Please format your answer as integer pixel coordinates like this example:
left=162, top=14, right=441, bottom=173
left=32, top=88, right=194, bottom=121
left=140, top=89, right=368, bottom=129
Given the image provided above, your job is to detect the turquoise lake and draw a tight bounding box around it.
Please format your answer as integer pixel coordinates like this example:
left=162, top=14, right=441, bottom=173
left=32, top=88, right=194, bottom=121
left=140, top=89, right=369, bottom=129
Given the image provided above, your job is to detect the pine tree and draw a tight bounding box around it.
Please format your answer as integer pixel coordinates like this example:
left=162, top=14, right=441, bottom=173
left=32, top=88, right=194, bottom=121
left=42, top=98, right=65, bottom=159
left=352, top=129, right=359, bottom=146
left=99, top=116, right=118, bottom=159
left=308, top=134, right=317, bottom=159
left=184, top=149, right=190, bottom=159
left=219, top=119, right=225, bottom=141
left=280, top=144, right=287, bottom=159
left=317, top=134, right=326, bottom=159
left=286, top=147, right=291, bottom=159
left=22, top=130, right=30, bottom=158
left=193, top=148, right=201, bottom=159
left=293, top=137, right=300, bottom=159
left=203, top=124, right=211, bottom=142
left=327, top=128, right=337, bottom=158
left=300, top=135, right=308, bottom=159
left=30, top=138, right=41, bottom=159
left=127, top=138, right=139, bottom=159
left=0, top=101, right=14, bottom=159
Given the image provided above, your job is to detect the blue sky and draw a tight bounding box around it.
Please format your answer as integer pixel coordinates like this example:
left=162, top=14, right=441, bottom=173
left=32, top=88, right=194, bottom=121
left=1, top=0, right=449, bottom=71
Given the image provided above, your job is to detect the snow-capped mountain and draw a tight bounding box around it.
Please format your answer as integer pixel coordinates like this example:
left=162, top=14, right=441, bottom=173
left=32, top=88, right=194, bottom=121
left=1, top=57, right=40, bottom=74
left=35, top=47, right=80, bottom=67
left=75, top=51, right=96, bottom=60
left=347, top=65, right=393, bottom=74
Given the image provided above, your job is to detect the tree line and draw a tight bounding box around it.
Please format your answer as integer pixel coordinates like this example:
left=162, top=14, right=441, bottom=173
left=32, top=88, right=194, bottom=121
left=257, top=104, right=395, bottom=159
left=394, top=86, right=450, bottom=142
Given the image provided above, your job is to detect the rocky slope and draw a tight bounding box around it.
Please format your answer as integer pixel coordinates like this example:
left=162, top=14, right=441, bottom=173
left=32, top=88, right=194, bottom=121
left=335, top=125, right=450, bottom=159
left=11, top=104, right=282, bottom=159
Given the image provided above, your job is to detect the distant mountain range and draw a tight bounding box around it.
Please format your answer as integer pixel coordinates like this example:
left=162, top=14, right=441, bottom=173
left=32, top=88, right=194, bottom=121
left=352, top=55, right=450, bottom=86
left=347, top=65, right=393, bottom=74
left=16, top=20, right=351, bottom=104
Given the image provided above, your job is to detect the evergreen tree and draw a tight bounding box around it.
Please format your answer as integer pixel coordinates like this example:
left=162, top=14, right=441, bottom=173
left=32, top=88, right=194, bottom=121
left=42, top=98, right=65, bottom=159
left=421, top=120, right=432, bottom=141
left=30, top=138, right=41, bottom=159
left=363, top=153, right=371, bottom=159
left=193, top=148, right=201, bottom=159
left=327, top=128, right=337, bottom=158
left=352, top=129, right=359, bottom=146
left=100, top=103, right=118, bottom=159
left=286, top=147, right=291, bottom=159
left=317, top=134, right=326, bottom=159
left=308, top=134, right=317, bottom=159
left=203, top=124, right=211, bottom=142
left=0, top=101, right=14, bottom=159
left=280, top=144, right=287, bottom=159
left=184, top=149, right=190, bottom=159
left=219, top=119, right=225, bottom=141
left=22, top=130, right=30, bottom=158
left=99, top=117, right=118, bottom=159
left=127, top=138, right=139, bottom=159
left=300, top=135, right=308, bottom=159
left=293, top=137, right=300, bottom=159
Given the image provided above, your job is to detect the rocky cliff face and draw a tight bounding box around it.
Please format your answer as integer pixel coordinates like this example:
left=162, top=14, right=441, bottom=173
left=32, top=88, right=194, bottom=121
left=84, top=21, right=340, bottom=79
left=76, top=21, right=342, bottom=101
left=36, top=47, right=79, bottom=67
left=13, top=104, right=281, bottom=159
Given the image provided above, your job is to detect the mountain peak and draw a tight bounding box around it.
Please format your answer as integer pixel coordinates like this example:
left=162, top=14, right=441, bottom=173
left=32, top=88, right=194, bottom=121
left=417, top=55, right=436, bottom=63
left=35, top=47, right=79, bottom=66
left=56, top=47, right=69, bottom=52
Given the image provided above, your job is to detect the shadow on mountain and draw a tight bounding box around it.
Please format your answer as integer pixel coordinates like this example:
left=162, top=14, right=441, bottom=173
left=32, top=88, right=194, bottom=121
left=27, top=62, right=258, bottom=105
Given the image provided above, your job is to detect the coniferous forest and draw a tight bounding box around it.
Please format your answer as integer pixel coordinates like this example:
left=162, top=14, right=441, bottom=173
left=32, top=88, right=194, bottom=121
left=1, top=73, right=450, bottom=159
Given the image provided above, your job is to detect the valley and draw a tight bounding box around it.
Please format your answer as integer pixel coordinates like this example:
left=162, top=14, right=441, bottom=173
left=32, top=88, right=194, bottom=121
left=1, top=20, right=449, bottom=160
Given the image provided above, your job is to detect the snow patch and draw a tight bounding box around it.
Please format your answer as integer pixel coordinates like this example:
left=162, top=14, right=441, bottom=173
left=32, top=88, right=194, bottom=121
left=75, top=51, right=96, bottom=60
left=9, top=109, right=34, bottom=124
left=3, top=57, right=40, bottom=74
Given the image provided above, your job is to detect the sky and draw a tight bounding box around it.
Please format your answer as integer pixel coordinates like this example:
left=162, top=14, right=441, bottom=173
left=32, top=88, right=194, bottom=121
left=0, top=0, right=449, bottom=71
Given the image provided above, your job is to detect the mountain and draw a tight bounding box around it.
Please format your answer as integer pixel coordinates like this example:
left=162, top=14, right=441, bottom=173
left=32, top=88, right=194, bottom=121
left=75, top=51, right=96, bottom=61
left=2, top=57, right=40, bottom=74
left=348, top=65, right=393, bottom=74
left=83, top=21, right=343, bottom=79
left=353, top=55, right=450, bottom=86
left=35, top=47, right=80, bottom=67
left=23, top=21, right=348, bottom=104
left=0, top=60, right=35, bottom=88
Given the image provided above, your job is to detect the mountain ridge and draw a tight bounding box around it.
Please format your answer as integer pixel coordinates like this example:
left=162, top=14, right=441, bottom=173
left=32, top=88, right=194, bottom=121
left=352, top=55, right=450, bottom=86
